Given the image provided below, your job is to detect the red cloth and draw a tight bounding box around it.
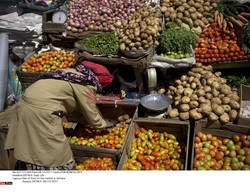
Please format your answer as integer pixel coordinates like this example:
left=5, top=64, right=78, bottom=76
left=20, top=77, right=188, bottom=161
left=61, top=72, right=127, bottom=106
left=82, top=61, right=113, bottom=87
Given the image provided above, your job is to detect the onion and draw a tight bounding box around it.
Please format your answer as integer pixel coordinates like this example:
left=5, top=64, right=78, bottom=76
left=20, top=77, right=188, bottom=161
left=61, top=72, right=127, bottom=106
left=66, top=0, right=146, bottom=32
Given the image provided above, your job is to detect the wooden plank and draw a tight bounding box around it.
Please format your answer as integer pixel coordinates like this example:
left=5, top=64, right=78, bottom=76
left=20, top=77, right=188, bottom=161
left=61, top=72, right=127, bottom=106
left=190, top=120, right=250, bottom=170
left=117, top=119, right=190, bottom=170
left=212, top=61, right=250, bottom=70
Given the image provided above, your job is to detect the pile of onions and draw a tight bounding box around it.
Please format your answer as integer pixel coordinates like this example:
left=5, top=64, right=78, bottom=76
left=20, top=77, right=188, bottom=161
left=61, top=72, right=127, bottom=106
left=65, top=0, right=146, bottom=33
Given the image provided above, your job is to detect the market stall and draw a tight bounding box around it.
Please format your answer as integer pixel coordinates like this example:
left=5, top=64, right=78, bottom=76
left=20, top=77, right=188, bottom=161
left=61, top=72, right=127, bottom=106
left=0, top=0, right=250, bottom=171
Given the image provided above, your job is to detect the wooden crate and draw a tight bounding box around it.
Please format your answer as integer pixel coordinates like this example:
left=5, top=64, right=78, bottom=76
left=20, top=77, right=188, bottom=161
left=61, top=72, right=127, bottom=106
left=190, top=120, right=250, bottom=170
left=117, top=118, right=190, bottom=170
left=72, top=148, right=118, bottom=170
left=70, top=103, right=138, bottom=161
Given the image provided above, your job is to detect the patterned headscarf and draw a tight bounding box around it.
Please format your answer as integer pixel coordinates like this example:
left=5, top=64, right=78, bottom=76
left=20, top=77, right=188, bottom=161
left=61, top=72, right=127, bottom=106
left=38, top=64, right=102, bottom=90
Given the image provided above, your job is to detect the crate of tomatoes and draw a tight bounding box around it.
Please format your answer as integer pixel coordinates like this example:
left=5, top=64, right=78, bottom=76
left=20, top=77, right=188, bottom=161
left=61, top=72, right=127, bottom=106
left=192, top=120, right=250, bottom=170
left=118, top=118, right=190, bottom=170
left=69, top=103, right=138, bottom=163
left=17, top=50, right=76, bottom=89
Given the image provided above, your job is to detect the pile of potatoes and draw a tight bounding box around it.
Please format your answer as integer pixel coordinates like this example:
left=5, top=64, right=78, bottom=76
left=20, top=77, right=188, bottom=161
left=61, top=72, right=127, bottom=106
left=167, top=63, right=240, bottom=123
left=161, top=0, right=217, bottom=30
left=116, top=114, right=132, bottom=128
left=117, top=6, right=161, bottom=51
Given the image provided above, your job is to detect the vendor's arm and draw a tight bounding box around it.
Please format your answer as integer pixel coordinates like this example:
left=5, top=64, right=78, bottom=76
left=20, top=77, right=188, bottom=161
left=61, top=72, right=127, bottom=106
left=70, top=83, right=107, bottom=129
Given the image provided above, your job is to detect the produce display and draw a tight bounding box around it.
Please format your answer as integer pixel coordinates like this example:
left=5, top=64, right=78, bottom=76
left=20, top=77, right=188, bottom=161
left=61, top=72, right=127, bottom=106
left=75, top=157, right=115, bottom=170
left=240, top=106, right=250, bottom=119
left=70, top=114, right=132, bottom=149
left=160, top=0, right=216, bottom=31
left=117, top=6, right=161, bottom=51
left=243, top=22, right=250, bottom=54
left=193, top=132, right=250, bottom=170
left=159, top=22, right=197, bottom=59
left=195, top=22, right=250, bottom=63
left=78, top=33, right=119, bottom=55
left=122, top=128, right=185, bottom=170
left=21, top=50, right=76, bottom=73
left=65, top=0, right=145, bottom=33
left=215, top=1, right=249, bottom=30
left=167, top=63, right=240, bottom=123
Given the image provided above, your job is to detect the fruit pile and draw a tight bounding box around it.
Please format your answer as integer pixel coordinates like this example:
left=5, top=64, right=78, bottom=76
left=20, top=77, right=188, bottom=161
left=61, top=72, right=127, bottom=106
left=70, top=114, right=131, bottom=149
left=21, top=50, right=76, bottom=73
left=70, top=124, right=128, bottom=149
left=122, top=128, right=185, bottom=170
left=75, top=157, right=115, bottom=170
left=194, top=132, right=250, bottom=170
left=195, top=23, right=250, bottom=63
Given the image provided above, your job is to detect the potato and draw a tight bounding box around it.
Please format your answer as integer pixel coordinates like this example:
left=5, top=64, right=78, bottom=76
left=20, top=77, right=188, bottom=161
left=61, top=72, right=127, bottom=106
left=205, top=93, right=213, bottom=99
left=158, top=88, right=165, bottom=94
left=176, top=87, right=184, bottom=95
left=174, top=96, right=182, bottom=101
left=229, top=110, right=238, bottom=121
left=179, top=112, right=189, bottom=121
left=219, top=113, right=230, bottom=124
left=175, top=79, right=182, bottom=85
left=215, top=72, right=222, bottom=77
left=189, top=109, right=203, bottom=120
left=212, top=82, right=221, bottom=90
left=193, top=78, right=199, bottom=83
left=208, top=112, right=219, bottom=122
left=211, top=97, right=222, bottom=105
left=197, top=89, right=205, bottom=97
left=191, top=82, right=197, bottom=89
left=190, top=94, right=198, bottom=101
left=125, top=118, right=132, bottom=124
left=204, top=86, right=212, bottom=93
left=218, top=94, right=225, bottom=99
left=180, top=75, right=187, bottom=81
left=221, top=105, right=231, bottom=114
left=189, top=101, right=199, bottom=109
left=206, top=78, right=213, bottom=86
left=184, top=10, right=190, bottom=17
left=118, top=116, right=125, bottom=122
left=229, top=100, right=240, bottom=110
left=181, top=96, right=191, bottom=104
left=190, top=13, right=198, bottom=21
left=229, top=94, right=240, bottom=102
left=184, top=88, right=193, bottom=97
left=198, top=97, right=206, bottom=104
left=222, top=97, right=230, bottom=104
left=212, top=103, right=225, bottom=116
left=179, top=104, right=190, bottom=112
left=212, top=89, right=220, bottom=97
left=201, top=79, right=206, bottom=86
left=116, top=123, right=122, bottom=128
left=123, top=114, right=130, bottom=120
left=200, top=104, right=212, bottom=115
left=194, top=73, right=201, bottom=79
left=188, top=71, right=195, bottom=77
left=169, top=108, right=179, bottom=118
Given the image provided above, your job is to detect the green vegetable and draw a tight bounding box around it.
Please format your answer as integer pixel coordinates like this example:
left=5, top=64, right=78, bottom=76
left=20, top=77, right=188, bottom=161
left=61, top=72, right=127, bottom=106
left=243, top=22, right=250, bottom=54
left=79, top=33, right=119, bottom=55
left=225, top=74, right=250, bottom=88
left=159, top=22, right=198, bottom=54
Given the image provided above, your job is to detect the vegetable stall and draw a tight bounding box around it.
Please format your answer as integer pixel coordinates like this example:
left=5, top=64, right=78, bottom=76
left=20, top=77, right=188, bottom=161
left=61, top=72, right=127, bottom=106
left=1, top=0, right=250, bottom=171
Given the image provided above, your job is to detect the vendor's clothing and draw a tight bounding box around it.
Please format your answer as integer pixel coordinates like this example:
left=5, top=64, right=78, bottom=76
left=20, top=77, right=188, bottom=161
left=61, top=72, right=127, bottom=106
left=5, top=69, right=107, bottom=168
